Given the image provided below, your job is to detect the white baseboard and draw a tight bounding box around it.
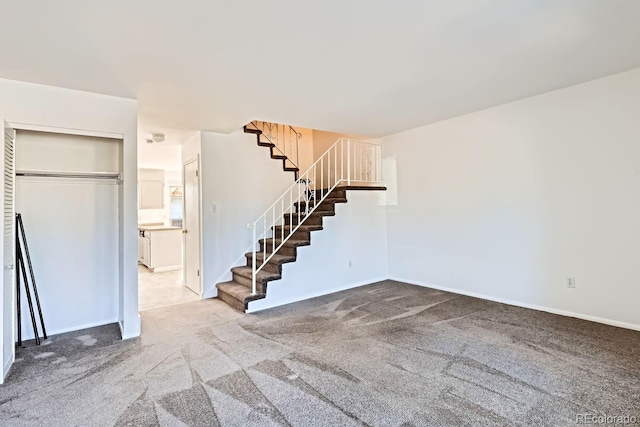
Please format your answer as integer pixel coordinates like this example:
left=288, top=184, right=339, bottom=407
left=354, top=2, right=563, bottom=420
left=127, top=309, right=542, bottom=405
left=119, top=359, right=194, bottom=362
left=203, top=285, right=218, bottom=299
left=390, top=276, right=640, bottom=332
left=118, top=314, right=141, bottom=340
left=150, top=265, right=181, bottom=273
left=3, top=353, right=14, bottom=382
left=247, top=276, right=389, bottom=313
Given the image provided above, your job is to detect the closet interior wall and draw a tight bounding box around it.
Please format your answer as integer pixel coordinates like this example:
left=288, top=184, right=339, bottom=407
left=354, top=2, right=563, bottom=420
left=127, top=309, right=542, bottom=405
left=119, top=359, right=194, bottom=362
left=14, top=130, right=122, bottom=340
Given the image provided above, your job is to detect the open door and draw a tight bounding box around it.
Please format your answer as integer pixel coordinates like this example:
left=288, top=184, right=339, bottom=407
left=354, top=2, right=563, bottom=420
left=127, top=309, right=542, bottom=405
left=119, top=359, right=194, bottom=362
left=2, top=123, right=15, bottom=381
left=183, top=157, right=201, bottom=295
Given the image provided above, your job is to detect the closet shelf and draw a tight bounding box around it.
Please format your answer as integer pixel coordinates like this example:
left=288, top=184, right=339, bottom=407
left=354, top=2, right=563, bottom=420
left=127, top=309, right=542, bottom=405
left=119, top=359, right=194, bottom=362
left=15, top=170, right=121, bottom=180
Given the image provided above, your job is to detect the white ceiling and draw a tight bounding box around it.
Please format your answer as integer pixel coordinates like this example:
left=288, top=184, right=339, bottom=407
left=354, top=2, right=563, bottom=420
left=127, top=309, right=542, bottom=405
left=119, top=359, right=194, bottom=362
left=1, top=1, right=639, bottom=137
left=138, top=114, right=196, bottom=146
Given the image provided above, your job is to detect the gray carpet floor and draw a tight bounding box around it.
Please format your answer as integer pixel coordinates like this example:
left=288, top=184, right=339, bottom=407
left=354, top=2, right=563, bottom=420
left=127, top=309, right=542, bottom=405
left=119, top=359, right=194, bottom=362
left=1, top=280, right=638, bottom=426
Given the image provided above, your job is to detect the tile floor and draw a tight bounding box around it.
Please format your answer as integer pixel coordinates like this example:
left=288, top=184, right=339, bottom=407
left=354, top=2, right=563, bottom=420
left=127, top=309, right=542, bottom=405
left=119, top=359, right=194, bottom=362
left=138, top=264, right=200, bottom=311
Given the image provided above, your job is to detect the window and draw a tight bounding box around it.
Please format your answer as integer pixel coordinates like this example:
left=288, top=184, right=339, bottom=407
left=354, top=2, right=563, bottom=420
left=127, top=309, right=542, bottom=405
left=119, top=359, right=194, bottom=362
left=169, top=186, right=183, bottom=227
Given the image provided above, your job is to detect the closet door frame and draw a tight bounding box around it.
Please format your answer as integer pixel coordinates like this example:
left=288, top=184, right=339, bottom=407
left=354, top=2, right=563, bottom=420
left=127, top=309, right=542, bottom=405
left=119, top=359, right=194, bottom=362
left=2, top=122, right=125, bottom=382
left=2, top=122, right=15, bottom=380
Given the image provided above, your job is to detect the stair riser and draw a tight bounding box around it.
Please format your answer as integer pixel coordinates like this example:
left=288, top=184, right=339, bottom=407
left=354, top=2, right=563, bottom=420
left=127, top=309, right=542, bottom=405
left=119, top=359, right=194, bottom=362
left=259, top=136, right=271, bottom=145
left=232, top=273, right=266, bottom=293
left=244, top=256, right=281, bottom=275
left=258, top=242, right=297, bottom=257
left=313, top=189, right=346, bottom=199
left=272, top=228, right=310, bottom=240
left=261, top=262, right=280, bottom=275
left=294, top=201, right=339, bottom=213
left=243, top=127, right=261, bottom=135
left=217, top=289, right=246, bottom=312
left=296, top=207, right=334, bottom=216
left=283, top=214, right=323, bottom=226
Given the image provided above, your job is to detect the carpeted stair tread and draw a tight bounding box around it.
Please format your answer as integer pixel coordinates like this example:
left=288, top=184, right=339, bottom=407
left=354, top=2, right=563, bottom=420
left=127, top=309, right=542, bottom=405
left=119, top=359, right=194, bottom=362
left=216, top=281, right=265, bottom=302
left=299, top=197, right=348, bottom=205
left=285, top=211, right=336, bottom=219
left=272, top=224, right=323, bottom=232
left=243, top=127, right=262, bottom=134
left=231, top=266, right=281, bottom=282
left=338, top=185, right=387, bottom=191
left=310, top=199, right=347, bottom=208
left=326, top=197, right=348, bottom=203
left=284, top=211, right=327, bottom=226
left=259, top=237, right=311, bottom=248
left=245, top=252, right=296, bottom=264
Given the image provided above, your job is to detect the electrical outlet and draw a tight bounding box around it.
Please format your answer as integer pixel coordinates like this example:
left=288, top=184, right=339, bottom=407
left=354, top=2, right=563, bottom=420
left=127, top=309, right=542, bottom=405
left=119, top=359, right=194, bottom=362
left=566, top=277, right=576, bottom=289
left=348, top=260, right=352, bottom=268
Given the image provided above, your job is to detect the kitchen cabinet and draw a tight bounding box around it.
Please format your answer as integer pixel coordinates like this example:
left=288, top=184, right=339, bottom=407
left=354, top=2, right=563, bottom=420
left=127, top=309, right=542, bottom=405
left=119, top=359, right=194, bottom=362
left=138, top=226, right=181, bottom=272
left=139, top=168, right=164, bottom=209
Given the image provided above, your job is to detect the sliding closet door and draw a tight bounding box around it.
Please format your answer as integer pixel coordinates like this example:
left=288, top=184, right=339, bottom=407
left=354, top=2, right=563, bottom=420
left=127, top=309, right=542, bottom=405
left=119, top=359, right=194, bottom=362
left=3, top=123, right=15, bottom=376
left=15, top=130, right=122, bottom=340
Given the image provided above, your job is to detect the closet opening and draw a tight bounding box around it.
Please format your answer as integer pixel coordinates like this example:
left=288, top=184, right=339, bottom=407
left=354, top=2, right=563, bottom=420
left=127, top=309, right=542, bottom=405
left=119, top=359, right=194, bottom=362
left=12, top=129, right=123, bottom=344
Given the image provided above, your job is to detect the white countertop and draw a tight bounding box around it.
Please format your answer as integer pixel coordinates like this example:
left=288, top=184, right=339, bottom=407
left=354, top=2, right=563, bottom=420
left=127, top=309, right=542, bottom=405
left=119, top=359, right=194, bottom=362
left=138, top=225, right=181, bottom=231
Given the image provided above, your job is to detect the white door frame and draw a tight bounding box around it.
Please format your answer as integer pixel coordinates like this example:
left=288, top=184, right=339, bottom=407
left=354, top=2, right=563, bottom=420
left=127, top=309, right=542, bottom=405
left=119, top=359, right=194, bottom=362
left=182, top=156, right=202, bottom=296
left=2, top=122, right=15, bottom=381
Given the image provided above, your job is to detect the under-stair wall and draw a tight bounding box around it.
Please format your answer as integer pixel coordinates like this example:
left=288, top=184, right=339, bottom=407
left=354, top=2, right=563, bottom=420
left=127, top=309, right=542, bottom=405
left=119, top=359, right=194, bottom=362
left=247, top=190, right=388, bottom=312
left=199, top=130, right=294, bottom=298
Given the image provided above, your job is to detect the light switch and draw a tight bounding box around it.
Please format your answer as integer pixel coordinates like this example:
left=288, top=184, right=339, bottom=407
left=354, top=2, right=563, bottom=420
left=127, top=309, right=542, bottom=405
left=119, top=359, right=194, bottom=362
left=211, top=204, right=217, bottom=213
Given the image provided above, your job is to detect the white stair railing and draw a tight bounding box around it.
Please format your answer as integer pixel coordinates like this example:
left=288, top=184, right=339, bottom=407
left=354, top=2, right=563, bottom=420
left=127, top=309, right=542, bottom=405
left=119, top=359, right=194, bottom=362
left=247, top=138, right=383, bottom=294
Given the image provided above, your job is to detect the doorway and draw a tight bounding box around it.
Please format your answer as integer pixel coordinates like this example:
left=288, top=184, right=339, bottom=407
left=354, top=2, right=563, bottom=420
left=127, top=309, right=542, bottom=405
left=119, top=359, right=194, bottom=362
left=183, top=157, right=201, bottom=295
left=137, top=170, right=198, bottom=311
left=136, top=127, right=200, bottom=312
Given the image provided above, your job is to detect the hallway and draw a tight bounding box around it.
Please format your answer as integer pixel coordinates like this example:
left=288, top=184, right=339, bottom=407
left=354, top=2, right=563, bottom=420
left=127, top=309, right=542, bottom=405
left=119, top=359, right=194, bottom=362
left=138, top=265, right=199, bottom=311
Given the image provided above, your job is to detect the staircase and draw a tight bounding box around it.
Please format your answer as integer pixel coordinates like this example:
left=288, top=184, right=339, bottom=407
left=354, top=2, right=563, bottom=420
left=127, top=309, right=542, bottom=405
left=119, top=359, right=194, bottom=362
left=216, top=135, right=384, bottom=312
left=244, top=121, right=300, bottom=179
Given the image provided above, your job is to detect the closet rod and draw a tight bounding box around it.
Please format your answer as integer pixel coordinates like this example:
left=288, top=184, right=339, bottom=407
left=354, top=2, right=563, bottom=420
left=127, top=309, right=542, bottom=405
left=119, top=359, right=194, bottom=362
left=15, top=170, right=121, bottom=180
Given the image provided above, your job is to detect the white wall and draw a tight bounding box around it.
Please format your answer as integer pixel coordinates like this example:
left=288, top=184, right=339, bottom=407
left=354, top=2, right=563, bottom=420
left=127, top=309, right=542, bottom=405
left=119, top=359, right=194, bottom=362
left=198, top=130, right=295, bottom=298
left=312, top=130, right=362, bottom=160
left=295, top=126, right=314, bottom=174
left=248, top=190, right=388, bottom=312
left=382, top=67, right=640, bottom=330
left=181, top=132, right=202, bottom=165
left=0, top=78, right=139, bottom=382
left=138, top=142, right=182, bottom=170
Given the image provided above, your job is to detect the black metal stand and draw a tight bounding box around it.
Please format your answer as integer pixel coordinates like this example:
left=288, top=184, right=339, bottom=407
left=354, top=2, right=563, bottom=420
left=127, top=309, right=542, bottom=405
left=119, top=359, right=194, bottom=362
left=16, top=239, right=21, bottom=346
left=15, top=213, right=46, bottom=346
